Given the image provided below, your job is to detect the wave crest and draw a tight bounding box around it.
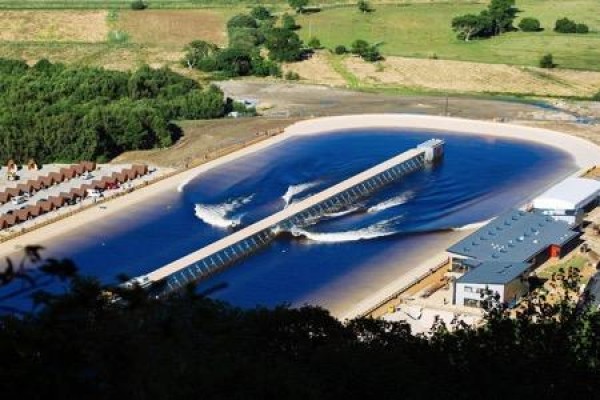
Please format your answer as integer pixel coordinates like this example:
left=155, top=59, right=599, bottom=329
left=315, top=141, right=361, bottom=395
left=367, top=191, right=414, bottom=213
left=282, top=181, right=320, bottom=207
left=289, top=216, right=403, bottom=243
left=194, top=194, right=254, bottom=228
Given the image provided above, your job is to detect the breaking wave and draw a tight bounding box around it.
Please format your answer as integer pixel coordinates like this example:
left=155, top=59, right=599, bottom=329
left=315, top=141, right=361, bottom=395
left=282, top=181, right=320, bottom=207
left=194, top=194, right=254, bottom=228
left=322, top=205, right=363, bottom=219
left=367, top=191, right=414, bottom=213
left=289, top=216, right=403, bottom=243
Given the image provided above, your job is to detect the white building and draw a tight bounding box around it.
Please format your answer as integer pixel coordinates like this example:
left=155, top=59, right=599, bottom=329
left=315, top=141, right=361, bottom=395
left=454, top=261, right=530, bottom=308
left=532, top=177, right=600, bottom=226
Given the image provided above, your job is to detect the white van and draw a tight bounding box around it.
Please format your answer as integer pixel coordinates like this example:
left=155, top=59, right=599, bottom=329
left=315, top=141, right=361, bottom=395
left=11, top=195, right=25, bottom=205
left=86, top=189, right=103, bottom=198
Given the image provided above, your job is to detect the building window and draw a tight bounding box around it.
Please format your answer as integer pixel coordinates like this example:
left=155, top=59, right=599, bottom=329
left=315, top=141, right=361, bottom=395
left=464, top=286, right=473, bottom=293
left=464, top=298, right=481, bottom=308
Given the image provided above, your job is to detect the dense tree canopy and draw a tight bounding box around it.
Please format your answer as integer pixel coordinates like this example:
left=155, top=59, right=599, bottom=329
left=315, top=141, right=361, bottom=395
left=451, top=0, right=517, bottom=41
left=264, top=28, right=304, bottom=62
left=0, top=59, right=225, bottom=163
left=1, top=255, right=600, bottom=399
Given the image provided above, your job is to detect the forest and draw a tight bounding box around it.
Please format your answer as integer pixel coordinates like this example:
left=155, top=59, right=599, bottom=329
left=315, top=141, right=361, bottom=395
left=0, top=58, right=226, bottom=163
left=0, top=253, right=599, bottom=399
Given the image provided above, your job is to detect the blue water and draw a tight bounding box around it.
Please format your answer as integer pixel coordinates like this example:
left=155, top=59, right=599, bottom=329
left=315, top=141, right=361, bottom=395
left=0, top=129, right=575, bottom=313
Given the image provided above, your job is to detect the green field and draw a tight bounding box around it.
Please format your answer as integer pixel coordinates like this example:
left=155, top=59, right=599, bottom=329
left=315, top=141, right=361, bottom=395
left=0, top=0, right=485, bottom=9
left=296, top=0, right=600, bottom=70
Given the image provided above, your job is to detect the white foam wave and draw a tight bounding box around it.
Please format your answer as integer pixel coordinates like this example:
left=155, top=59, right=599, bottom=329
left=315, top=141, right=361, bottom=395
left=290, top=217, right=402, bottom=243
left=452, top=219, right=493, bottom=232
left=367, top=191, right=414, bottom=213
left=322, top=205, right=362, bottom=219
left=194, top=194, right=254, bottom=228
left=282, top=181, right=320, bottom=207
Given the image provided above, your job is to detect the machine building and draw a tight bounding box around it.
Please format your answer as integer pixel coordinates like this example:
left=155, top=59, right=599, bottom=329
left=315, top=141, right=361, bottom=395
left=531, top=177, right=600, bottom=226
left=447, top=209, right=580, bottom=308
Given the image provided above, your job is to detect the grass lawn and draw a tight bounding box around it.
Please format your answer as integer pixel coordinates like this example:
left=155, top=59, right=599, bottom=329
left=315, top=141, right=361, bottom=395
left=296, top=0, right=600, bottom=70
left=538, top=255, right=588, bottom=280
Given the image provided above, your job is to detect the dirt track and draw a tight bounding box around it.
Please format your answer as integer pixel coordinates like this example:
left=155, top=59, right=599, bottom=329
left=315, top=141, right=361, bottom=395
left=116, top=81, right=600, bottom=166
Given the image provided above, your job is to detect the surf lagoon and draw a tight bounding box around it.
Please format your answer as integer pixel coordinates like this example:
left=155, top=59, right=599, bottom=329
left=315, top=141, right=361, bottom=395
left=0, top=116, right=582, bottom=316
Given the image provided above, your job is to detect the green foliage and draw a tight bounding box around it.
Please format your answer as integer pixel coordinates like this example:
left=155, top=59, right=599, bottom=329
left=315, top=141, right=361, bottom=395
left=264, top=28, right=304, bottom=62
left=288, top=0, right=308, bottom=13
left=334, top=45, right=347, bottom=54
left=518, top=17, right=541, bottom=32
left=555, top=17, right=588, bottom=34
left=576, top=23, right=589, bottom=34
left=539, top=53, right=555, bottom=68
left=357, top=0, right=371, bottom=13
left=250, top=6, right=272, bottom=21
left=130, top=0, right=147, bottom=10
left=226, top=14, right=258, bottom=31
left=350, top=39, right=369, bottom=55
left=451, top=0, right=516, bottom=41
left=3, top=255, right=600, bottom=399
left=107, top=30, right=130, bottom=44
left=228, top=27, right=263, bottom=50
left=350, top=39, right=381, bottom=62
left=307, top=37, right=321, bottom=49
left=451, top=14, right=489, bottom=41
left=284, top=70, right=300, bottom=80
left=182, top=40, right=219, bottom=69
left=281, top=13, right=299, bottom=30
left=0, top=59, right=225, bottom=163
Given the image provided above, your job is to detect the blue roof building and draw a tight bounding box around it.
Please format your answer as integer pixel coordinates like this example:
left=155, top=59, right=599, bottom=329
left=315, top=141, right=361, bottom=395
left=449, top=209, right=581, bottom=308
left=447, top=209, right=580, bottom=264
left=456, top=260, right=530, bottom=286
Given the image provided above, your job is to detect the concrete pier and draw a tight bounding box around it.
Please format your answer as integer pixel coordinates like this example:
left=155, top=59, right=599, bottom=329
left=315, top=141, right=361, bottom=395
left=132, top=139, right=444, bottom=295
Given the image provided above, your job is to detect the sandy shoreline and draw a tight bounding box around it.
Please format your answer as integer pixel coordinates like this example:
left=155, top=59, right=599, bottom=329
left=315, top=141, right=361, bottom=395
left=2, top=114, right=600, bottom=319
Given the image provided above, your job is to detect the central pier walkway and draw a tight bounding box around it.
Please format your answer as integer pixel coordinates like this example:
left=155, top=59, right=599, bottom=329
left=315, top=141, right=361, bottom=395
left=137, top=139, right=444, bottom=295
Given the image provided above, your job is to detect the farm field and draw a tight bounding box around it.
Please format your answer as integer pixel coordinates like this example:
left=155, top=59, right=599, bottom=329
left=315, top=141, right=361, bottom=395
left=0, top=8, right=236, bottom=70
left=0, top=0, right=483, bottom=10
left=296, top=0, right=600, bottom=70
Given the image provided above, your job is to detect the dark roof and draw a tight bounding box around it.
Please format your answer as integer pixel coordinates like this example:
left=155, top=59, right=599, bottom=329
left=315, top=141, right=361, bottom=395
left=448, top=209, right=580, bottom=263
left=456, top=261, right=531, bottom=285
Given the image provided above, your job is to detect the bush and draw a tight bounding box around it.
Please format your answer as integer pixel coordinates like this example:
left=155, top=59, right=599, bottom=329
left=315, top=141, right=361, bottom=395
left=227, top=14, right=258, bottom=31
left=282, top=14, right=299, bottom=30
left=333, top=45, right=347, bottom=55
left=518, top=17, right=541, bottom=32
left=361, top=46, right=381, bottom=62
left=130, top=0, right=147, bottom=10
left=357, top=0, right=371, bottom=13
left=350, top=39, right=369, bottom=55
left=554, top=17, right=577, bottom=33
left=307, top=37, right=321, bottom=49
left=539, top=53, right=555, bottom=68
left=285, top=71, right=300, bottom=80
left=576, top=23, right=589, bottom=33
left=250, top=6, right=272, bottom=20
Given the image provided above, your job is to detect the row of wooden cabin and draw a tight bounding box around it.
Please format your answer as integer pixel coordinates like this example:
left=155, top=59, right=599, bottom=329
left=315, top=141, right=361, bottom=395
left=0, top=162, right=97, bottom=205
left=0, top=164, right=148, bottom=230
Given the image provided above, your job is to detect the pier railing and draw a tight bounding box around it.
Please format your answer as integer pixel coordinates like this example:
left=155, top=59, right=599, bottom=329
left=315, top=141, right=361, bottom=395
left=142, top=139, right=444, bottom=296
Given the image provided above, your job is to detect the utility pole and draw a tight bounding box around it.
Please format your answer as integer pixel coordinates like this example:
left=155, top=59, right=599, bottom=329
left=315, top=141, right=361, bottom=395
left=444, top=94, right=449, bottom=116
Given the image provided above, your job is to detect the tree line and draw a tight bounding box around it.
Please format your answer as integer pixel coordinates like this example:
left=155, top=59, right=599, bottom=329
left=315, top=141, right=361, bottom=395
left=0, top=58, right=226, bottom=164
left=1, top=252, right=600, bottom=399
left=452, top=0, right=590, bottom=41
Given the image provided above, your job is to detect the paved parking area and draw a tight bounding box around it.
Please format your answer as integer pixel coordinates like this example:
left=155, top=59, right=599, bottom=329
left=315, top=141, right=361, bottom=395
left=0, top=165, right=168, bottom=237
left=0, top=164, right=128, bottom=216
